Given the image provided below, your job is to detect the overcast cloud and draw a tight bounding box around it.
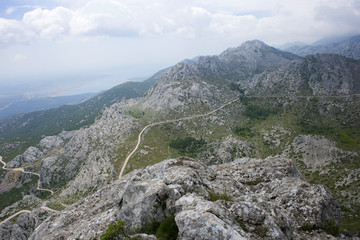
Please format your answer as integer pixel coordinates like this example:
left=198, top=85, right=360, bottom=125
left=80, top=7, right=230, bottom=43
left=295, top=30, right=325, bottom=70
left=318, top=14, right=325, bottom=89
left=0, top=0, right=359, bottom=96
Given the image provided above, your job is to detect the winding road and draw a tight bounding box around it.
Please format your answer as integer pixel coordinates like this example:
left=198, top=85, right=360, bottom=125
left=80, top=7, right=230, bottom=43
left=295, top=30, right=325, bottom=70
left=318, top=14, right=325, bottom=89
left=118, top=98, right=239, bottom=179
left=0, top=156, right=54, bottom=195
left=1, top=93, right=357, bottom=225
left=117, top=93, right=360, bottom=179
left=0, top=156, right=57, bottom=225
left=0, top=210, right=31, bottom=225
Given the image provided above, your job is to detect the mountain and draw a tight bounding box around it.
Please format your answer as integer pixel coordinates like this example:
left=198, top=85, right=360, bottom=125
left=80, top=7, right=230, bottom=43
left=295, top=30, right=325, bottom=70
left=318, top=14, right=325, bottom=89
left=0, top=93, right=97, bottom=120
left=247, top=54, right=360, bottom=96
left=312, top=35, right=356, bottom=46
left=140, top=40, right=299, bottom=111
left=278, top=41, right=307, bottom=50
left=0, top=40, right=359, bottom=239
left=0, top=69, right=166, bottom=161
left=286, top=35, right=360, bottom=59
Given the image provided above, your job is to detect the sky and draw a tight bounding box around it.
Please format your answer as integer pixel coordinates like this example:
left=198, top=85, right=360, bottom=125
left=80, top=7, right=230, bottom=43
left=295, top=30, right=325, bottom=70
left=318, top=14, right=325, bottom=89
left=0, top=0, right=359, bottom=97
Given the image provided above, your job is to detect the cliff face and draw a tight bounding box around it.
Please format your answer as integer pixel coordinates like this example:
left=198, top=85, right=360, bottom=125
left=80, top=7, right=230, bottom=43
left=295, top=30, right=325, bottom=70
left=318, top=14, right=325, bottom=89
left=27, top=157, right=340, bottom=240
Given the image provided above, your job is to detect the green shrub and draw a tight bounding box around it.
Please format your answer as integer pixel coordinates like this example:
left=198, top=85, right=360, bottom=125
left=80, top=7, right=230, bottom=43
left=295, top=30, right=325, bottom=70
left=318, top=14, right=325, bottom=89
left=323, top=219, right=341, bottom=236
left=239, top=95, right=250, bottom=105
left=254, top=225, right=268, bottom=237
left=169, top=137, right=206, bottom=153
left=142, top=221, right=160, bottom=235
left=156, top=216, right=179, bottom=240
left=100, top=220, right=128, bottom=240
left=244, top=104, right=277, bottom=121
left=244, top=179, right=263, bottom=186
left=234, top=127, right=255, bottom=137
left=236, top=219, right=249, bottom=232
left=301, top=223, right=316, bottom=232
left=140, top=216, right=178, bottom=240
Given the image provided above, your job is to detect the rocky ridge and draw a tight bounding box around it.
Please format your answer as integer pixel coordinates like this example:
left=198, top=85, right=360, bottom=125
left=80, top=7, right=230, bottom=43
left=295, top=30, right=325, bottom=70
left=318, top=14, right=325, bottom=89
left=286, top=35, right=360, bottom=60
left=0, top=39, right=359, bottom=239
left=246, top=54, right=360, bottom=96
left=26, top=157, right=341, bottom=240
left=141, top=40, right=298, bottom=111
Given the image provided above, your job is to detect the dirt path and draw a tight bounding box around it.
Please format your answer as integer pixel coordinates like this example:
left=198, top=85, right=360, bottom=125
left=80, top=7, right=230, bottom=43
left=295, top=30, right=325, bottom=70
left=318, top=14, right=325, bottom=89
left=0, top=210, right=31, bottom=225
left=40, top=206, right=59, bottom=213
left=118, top=98, right=239, bottom=179
left=117, top=93, right=360, bottom=179
left=0, top=156, right=54, bottom=195
left=0, top=156, right=57, bottom=225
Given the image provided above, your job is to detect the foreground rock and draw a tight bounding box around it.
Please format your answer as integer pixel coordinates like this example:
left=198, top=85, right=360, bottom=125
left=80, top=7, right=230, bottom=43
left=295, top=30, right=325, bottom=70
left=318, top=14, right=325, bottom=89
left=28, top=156, right=341, bottom=240
left=0, top=208, right=50, bottom=240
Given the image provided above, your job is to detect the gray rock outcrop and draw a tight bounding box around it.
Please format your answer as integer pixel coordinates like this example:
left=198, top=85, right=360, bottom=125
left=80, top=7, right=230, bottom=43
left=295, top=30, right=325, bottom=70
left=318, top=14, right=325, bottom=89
left=285, top=135, right=358, bottom=168
left=0, top=209, right=50, bottom=240
left=247, top=54, right=360, bottom=96
left=29, top=157, right=341, bottom=240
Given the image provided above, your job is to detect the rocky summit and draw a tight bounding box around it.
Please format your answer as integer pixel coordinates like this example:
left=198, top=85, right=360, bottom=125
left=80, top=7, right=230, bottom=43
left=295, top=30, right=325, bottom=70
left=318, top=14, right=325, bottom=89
left=10, top=157, right=339, bottom=240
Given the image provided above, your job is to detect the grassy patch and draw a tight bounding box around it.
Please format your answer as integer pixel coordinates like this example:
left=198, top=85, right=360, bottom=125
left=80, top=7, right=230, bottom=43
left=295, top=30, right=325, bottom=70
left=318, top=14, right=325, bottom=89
left=209, top=190, right=233, bottom=202
left=169, top=137, right=206, bottom=154
left=254, top=225, right=268, bottom=237
left=234, top=127, right=255, bottom=138
left=122, top=125, right=181, bottom=175
left=301, top=223, right=317, bottom=232
left=340, top=205, right=360, bottom=234
left=236, top=219, right=249, bottom=232
left=323, top=219, right=341, bottom=236
left=0, top=176, right=38, bottom=212
left=244, top=178, right=263, bottom=186
left=46, top=201, right=66, bottom=211
left=244, top=104, right=277, bottom=121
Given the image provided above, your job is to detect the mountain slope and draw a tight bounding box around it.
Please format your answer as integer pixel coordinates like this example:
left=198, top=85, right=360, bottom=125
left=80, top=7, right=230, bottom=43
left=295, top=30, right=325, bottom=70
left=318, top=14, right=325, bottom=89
left=140, top=40, right=299, bottom=111
left=247, top=54, right=360, bottom=96
left=286, top=35, right=360, bottom=59
left=0, top=69, right=166, bottom=161
left=0, top=93, right=97, bottom=120
left=0, top=40, right=359, bottom=238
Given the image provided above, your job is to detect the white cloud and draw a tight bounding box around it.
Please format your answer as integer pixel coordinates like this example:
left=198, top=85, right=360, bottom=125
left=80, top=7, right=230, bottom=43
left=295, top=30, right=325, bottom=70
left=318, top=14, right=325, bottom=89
left=23, top=7, right=73, bottom=39
left=6, top=7, right=16, bottom=15
left=69, top=0, right=139, bottom=36
left=0, top=0, right=359, bottom=47
left=14, top=54, right=27, bottom=61
left=0, top=18, right=34, bottom=47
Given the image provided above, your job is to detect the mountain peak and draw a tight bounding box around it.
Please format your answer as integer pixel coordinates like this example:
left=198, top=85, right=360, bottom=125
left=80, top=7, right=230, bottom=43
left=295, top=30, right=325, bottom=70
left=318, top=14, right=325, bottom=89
left=241, top=39, right=269, bottom=48
left=219, top=40, right=270, bottom=57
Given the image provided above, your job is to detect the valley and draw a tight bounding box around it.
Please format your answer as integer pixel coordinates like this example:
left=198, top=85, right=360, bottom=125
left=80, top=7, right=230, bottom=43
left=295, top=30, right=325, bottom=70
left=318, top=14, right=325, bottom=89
left=0, top=37, right=359, bottom=239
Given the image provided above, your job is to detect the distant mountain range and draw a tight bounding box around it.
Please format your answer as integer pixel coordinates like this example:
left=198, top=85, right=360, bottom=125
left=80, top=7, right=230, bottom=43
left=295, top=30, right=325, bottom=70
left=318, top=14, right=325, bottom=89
left=0, top=93, right=98, bottom=120
left=286, top=34, right=360, bottom=59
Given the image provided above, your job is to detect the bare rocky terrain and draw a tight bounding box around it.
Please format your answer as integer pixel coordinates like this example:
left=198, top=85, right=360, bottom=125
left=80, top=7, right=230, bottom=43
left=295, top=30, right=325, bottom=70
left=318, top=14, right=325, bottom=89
left=0, top=38, right=359, bottom=239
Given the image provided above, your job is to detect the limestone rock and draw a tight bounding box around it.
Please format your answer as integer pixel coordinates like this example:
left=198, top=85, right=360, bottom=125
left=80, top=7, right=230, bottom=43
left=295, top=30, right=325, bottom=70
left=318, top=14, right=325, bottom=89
left=285, top=135, right=358, bottom=168
left=38, top=136, right=63, bottom=154
left=0, top=195, right=42, bottom=220
left=0, top=208, right=50, bottom=240
left=29, top=157, right=341, bottom=240
left=7, top=147, right=44, bottom=168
